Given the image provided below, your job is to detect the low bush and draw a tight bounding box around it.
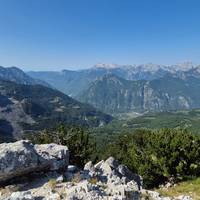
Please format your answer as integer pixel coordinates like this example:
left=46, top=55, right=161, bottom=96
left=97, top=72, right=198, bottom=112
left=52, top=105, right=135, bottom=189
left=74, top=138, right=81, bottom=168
left=26, top=125, right=96, bottom=167
left=103, top=129, right=200, bottom=188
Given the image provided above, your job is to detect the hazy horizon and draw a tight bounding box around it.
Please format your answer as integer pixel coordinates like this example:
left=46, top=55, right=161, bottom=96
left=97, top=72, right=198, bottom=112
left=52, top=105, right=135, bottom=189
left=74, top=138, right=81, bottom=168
left=0, top=60, right=197, bottom=72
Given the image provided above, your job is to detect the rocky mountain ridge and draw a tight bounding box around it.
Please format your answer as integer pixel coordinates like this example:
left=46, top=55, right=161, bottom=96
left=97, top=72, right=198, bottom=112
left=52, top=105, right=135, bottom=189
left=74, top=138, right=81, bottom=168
left=27, top=62, right=199, bottom=97
left=78, top=74, right=200, bottom=114
left=0, top=66, right=49, bottom=87
left=27, top=63, right=200, bottom=115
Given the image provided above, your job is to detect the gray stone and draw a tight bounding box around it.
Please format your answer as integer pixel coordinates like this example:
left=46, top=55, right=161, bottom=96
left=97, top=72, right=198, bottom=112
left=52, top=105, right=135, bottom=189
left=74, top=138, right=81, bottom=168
left=105, top=157, right=119, bottom=169
left=84, top=161, right=94, bottom=171
left=56, top=175, right=64, bottom=183
left=176, top=196, right=192, bottom=200
left=99, top=162, right=113, bottom=176
left=68, top=165, right=78, bottom=173
left=0, top=141, right=38, bottom=183
left=117, top=164, right=142, bottom=189
left=34, top=143, right=69, bottom=171
left=5, top=191, right=34, bottom=200
left=141, top=190, right=172, bottom=200
left=46, top=192, right=60, bottom=200
left=0, top=140, right=69, bottom=183
left=94, top=160, right=104, bottom=169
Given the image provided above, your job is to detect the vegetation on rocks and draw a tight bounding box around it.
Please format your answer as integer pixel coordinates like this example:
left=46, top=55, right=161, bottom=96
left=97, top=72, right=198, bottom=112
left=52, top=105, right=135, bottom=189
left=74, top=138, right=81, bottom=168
left=100, top=128, right=200, bottom=188
left=27, top=125, right=200, bottom=190
left=27, top=125, right=96, bottom=167
left=157, top=177, right=200, bottom=199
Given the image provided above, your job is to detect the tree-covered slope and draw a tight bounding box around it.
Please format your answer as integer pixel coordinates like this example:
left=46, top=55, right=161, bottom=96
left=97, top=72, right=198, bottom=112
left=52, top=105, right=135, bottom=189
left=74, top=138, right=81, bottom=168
left=92, top=109, right=200, bottom=148
left=0, top=80, right=112, bottom=140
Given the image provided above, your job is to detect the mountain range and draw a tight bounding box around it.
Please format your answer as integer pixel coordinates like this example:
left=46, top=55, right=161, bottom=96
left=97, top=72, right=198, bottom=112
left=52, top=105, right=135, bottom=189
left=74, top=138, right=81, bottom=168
left=0, top=66, right=112, bottom=141
left=28, top=62, right=197, bottom=97
left=28, top=62, right=200, bottom=114
left=78, top=73, right=200, bottom=114
left=0, top=66, right=49, bottom=86
left=1, top=62, right=200, bottom=141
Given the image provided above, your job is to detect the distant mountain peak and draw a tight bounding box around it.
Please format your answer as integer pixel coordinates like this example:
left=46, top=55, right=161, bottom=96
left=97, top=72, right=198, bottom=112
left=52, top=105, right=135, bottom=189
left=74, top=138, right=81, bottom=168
left=93, top=63, right=120, bottom=69
left=92, top=62, right=196, bottom=72
left=175, top=61, right=195, bottom=71
left=0, top=65, right=49, bottom=87
left=28, top=62, right=200, bottom=99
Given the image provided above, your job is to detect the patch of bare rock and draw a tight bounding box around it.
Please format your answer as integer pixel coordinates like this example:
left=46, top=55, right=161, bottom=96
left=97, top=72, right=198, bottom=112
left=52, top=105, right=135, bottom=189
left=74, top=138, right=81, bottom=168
left=0, top=140, right=192, bottom=200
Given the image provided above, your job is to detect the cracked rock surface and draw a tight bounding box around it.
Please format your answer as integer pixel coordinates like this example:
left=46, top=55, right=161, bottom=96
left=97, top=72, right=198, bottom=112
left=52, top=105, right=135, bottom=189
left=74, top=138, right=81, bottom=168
left=0, top=140, right=69, bottom=183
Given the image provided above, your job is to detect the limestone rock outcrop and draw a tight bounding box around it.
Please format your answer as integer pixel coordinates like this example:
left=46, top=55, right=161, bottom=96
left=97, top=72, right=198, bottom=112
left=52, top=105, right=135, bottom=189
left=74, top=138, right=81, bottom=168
left=65, top=157, right=142, bottom=199
left=5, top=191, right=34, bottom=200
left=0, top=140, right=69, bottom=183
left=0, top=141, right=193, bottom=200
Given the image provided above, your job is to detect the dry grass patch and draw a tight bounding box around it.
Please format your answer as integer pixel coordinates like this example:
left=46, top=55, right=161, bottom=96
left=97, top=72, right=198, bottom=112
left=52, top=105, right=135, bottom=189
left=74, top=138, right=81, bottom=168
left=88, top=177, right=98, bottom=185
left=157, top=178, right=200, bottom=200
left=71, top=172, right=82, bottom=183
left=48, top=179, right=57, bottom=192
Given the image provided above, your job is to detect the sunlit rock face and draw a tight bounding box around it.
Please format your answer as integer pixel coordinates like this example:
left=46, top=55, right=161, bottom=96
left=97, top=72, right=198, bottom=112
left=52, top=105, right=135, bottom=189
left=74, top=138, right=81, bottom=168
left=0, top=140, right=69, bottom=183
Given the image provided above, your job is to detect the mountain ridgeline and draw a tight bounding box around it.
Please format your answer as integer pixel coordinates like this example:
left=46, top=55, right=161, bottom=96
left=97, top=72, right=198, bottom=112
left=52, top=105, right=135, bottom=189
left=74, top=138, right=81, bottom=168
left=28, top=62, right=197, bottom=96
left=1, top=62, right=200, bottom=141
left=27, top=62, right=200, bottom=114
left=0, top=66, right=49, bottom=86
left=0, top=66, right=113, bottom=141
left=0, top=80, right=112, bottom=140
left=27, top=63, right=177, bottom=97
left=78, top=74, right=200, bottom=114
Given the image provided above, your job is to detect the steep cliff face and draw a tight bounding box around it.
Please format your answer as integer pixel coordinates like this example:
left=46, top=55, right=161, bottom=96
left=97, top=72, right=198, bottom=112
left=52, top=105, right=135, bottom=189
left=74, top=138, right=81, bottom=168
left=78, top=74, right=200, bottom=114
left=78, top=74, right=144, bottom=113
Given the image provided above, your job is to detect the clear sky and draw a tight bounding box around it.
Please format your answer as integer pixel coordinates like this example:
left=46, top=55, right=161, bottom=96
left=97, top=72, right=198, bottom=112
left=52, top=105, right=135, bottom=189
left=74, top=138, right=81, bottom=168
left=0, top=0, right=200, bottom=71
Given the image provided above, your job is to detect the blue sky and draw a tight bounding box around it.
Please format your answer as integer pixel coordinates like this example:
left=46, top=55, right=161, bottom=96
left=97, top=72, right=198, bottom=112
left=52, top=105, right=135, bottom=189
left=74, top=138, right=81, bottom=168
left=0, top=0, right=200, bottom=71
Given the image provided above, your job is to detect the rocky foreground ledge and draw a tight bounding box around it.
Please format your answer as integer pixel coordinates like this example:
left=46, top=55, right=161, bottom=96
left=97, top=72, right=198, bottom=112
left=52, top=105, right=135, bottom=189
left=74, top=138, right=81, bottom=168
left=0, top=140, right=69, bottom=183
left=0, top=140, right=192, bottom=200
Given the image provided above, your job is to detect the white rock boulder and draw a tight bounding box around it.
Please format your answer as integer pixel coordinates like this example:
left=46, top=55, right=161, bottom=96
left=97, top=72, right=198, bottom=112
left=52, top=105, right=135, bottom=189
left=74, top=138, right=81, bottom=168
left=5, top=191, right=34, bottom=200
left=0, top=140, right=69, bottom=183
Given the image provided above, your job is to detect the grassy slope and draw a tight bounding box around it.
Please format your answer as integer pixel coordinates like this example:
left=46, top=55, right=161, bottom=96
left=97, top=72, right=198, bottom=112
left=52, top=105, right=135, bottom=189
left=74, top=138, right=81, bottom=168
left=157, top=178, right=200, bottom=200
left=126, top=110, right=200, bottom=133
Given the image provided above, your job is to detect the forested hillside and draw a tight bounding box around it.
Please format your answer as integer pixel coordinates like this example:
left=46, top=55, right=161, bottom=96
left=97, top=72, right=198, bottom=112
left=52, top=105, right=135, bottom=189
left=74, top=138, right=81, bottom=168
left=0, top=80, right=112, bottom=140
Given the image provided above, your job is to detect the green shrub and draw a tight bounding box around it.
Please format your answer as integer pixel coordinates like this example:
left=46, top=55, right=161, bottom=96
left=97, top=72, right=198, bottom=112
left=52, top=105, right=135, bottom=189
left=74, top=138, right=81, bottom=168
left=103, top=128, right=200, bottom=188
left=26, top=125, right=96, bottom=167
